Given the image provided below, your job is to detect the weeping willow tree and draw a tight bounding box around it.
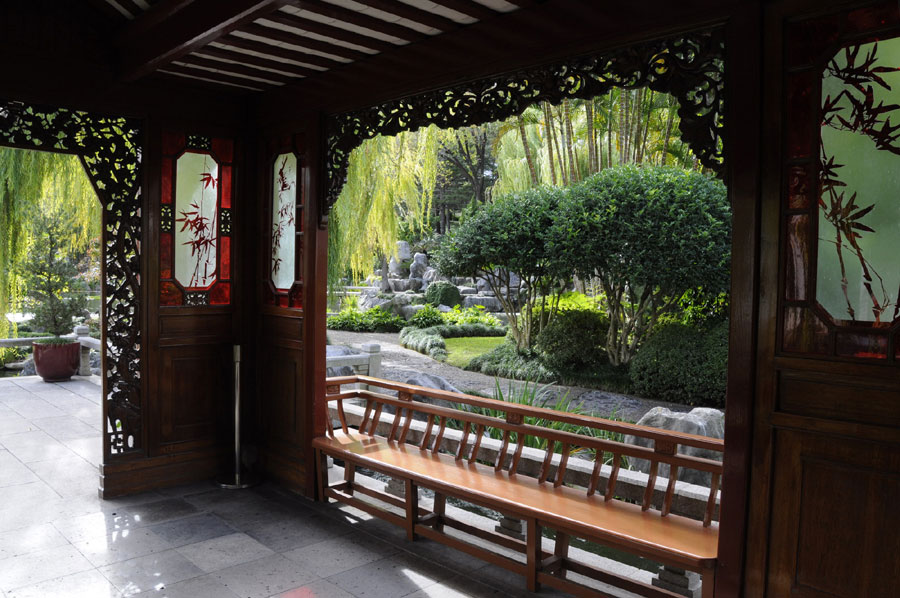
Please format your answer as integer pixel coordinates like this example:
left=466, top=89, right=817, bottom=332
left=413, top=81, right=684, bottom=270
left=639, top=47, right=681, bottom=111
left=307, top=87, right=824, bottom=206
left=0, top=147, right=99, bottom=350
left=327, top=125, right=440, bottom=289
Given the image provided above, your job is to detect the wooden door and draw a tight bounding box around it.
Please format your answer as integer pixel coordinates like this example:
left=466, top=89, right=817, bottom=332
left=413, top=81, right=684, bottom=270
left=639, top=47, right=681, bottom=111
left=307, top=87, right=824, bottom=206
left=146, top=130, right=239, bottom=478
left=748, top=2, right=900, bottom=596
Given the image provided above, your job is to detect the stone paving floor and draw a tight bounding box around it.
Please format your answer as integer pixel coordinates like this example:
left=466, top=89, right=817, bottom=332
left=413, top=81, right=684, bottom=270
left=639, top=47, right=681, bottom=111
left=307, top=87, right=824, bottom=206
left=0, top=376, right=572, bottom=598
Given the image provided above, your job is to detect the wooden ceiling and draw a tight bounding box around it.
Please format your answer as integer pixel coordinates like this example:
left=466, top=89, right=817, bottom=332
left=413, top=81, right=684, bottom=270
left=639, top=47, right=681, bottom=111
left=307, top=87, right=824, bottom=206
left=88, top=0, right=530, bottom=93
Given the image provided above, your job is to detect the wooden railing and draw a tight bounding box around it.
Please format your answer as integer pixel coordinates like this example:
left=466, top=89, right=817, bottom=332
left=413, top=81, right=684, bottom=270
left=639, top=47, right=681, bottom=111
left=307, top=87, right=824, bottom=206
left=324, top=375, right=724, bottom=526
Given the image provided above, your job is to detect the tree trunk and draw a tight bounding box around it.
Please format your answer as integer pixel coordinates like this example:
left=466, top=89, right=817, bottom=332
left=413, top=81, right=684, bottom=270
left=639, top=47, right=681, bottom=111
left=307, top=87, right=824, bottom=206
left=661, top=95, right=675, bottom=166
left=543, top=102, right=558, bottom=186
left=563, top=99, right=578, bottom=183
left=607, top=93, right=614, bottom=169
left=552, top=105, right=569, bottom=186
left=517, top=114, right=539, bottom=186
left=585, top=101, right=596, bottom=174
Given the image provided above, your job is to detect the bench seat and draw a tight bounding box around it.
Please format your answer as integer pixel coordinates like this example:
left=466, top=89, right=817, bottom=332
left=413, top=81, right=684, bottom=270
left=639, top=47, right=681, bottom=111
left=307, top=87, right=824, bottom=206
left=314, top=428, right=718, bottom=570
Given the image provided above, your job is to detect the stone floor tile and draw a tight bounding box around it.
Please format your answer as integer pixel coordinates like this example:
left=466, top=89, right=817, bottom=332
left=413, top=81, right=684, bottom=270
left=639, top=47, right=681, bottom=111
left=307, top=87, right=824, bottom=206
left=73, top=527, right=173, bottom=567
left=53, top=510, right=145, bottom=544
left=470, top=563, right=573, bottom=597
left=326, top=552, right=456, bottom=598
left=283, top=533, right=399, bottom=578
left=0, top=417, right=35, bottom=439
left=0, top=544, right=94, bottom=593
left=212, top=554, right=319, bottom=598
left=404, top=574, right=511, bottom=598
left=0, top=450, right=38, bottom=487
left=0, top=523, right=69, bottom=560
left=397, top=535, right=494, bottom=575
left=0, top=430, right=78, bottom=464
left=148, top=514, right=235, bottom=547
left=245, top=514, right=354, bottom=552
left=126, top=498, right=199, bottom=526
left=130, top=574, right=239, bottom=598
left=5, top=398, right=64, bottom=420
left=277, top=578, right=356, bottom=598
left=61, top=436, right=103, bottom=466
left=176, top=532, right=275, bottom=573
left=98, top=548, right=204, bottom=595
left=156, top=481, right=219, bottom=499
left=6, top=569, right=122, bottom=598
left=31, top=415, right=98, bottom=441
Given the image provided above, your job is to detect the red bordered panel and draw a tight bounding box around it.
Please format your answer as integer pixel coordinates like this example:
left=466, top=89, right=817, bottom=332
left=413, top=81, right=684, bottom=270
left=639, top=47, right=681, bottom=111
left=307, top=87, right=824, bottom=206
left=160, top=132, right=234, bottom=307
left=265, top=134, right=304, bottom=309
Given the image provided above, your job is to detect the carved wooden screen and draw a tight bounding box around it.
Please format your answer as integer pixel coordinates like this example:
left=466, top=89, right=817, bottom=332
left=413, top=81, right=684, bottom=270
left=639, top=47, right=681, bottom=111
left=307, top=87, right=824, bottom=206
left=781, top=4, right=900, bottom=362
left=160, top=133, right=234, bottom=307
left=265, top=135, right=304, bottom=308
left=324, top=31, right=726, bottom=224
left=0, top=99, right=143, bottom=456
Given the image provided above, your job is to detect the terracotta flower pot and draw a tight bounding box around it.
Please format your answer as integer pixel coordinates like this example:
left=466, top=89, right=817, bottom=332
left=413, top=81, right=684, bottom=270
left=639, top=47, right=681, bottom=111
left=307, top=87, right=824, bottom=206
left=32, top=342, right=80, bottom=382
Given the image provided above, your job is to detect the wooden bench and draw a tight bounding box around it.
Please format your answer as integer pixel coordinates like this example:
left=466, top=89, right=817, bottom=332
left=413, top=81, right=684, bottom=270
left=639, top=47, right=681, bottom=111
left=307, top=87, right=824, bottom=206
left=313, top=375, right=722, bottom=598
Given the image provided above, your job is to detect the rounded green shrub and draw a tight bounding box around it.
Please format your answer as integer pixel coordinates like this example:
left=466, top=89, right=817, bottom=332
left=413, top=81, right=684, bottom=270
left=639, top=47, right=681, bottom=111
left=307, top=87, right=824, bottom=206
left=409, top=305, right=444, bottom=328
left=425, top=281, right=462, bottom=308
left=327, top=307, right=406, bottom=333
left=629, top=320, right=728, bottom=407
left=535, top=308, right=609, bottom=373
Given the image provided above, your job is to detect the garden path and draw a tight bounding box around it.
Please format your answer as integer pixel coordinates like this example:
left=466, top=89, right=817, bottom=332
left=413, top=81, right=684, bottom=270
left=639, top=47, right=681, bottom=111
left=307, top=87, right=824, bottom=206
left=327, top=331, right=691, bottom=423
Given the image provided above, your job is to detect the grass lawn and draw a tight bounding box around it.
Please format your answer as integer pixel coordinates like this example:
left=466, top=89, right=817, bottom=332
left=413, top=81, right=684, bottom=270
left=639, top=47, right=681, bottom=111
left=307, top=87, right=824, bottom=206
left=444, top=336, right=507, bottom=369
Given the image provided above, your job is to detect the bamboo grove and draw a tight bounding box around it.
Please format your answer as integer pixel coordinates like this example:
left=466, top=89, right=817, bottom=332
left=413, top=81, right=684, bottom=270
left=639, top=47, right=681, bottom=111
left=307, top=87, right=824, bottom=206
left=329, top=90, right=699, bottom=287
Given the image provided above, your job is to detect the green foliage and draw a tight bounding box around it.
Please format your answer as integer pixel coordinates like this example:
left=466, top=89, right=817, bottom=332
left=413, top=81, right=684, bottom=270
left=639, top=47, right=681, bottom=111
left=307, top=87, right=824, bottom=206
left=441, top=305, right=501, bottom=327
left=435, top=187, right=575, bottom=349
left=326, top=307, right=406, bottom=333
left=455, top=379, right=627, bottom=463
left=465, top=343, right=555, bottom=383
left=408, top=304, right=444, bottom=328
left=558, top=165, right=730, bottom=365
left=400, top=323, right=507, bottom=362
left=20, top=210, right=88, bottom=337
left=424, top=281, right=461, bottom=307
left=535, top=308, right=609, bottom=373
left=629, top=320, right=729, bottom=407
left=33, top=336, right=76, bottom=345
left=444, top=336, right=506, bottom=369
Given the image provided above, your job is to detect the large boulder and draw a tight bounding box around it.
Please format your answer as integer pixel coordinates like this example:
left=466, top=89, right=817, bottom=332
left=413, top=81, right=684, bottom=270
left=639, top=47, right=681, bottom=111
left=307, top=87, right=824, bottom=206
left=390, top=279, right=411, bottom=293
left=458, top=286, right=477, bottom=295
left=19, top=358, right=35, bottom=376
left=388, top=256, right=405, bottom=277
left=623, top=407, right=724, bottom=486
left=409, top=253, right=428, bottom=278
left=408, top=277, right=424, bottom=292
left=396, top=240, right=412, bottom=261
left=405, top=372, right=461, bottom=412
left=422, top=267, right=439, bottom=283
left=401, top=304, right=427, bottom=320
left=463, top=295, right=503, bottom=312
left=358, top=290, right=392, bottom=312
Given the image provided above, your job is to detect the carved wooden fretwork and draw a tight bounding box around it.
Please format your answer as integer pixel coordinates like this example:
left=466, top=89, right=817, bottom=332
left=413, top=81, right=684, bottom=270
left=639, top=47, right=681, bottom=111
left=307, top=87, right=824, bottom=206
left=324, top=29, right=725, bottom=223
left=0, top=99, right=143, bottom=456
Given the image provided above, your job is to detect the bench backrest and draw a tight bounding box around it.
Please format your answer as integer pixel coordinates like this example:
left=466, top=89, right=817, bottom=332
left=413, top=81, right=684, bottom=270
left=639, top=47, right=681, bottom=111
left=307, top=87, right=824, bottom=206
left=324, top=375, right=723, bottom=527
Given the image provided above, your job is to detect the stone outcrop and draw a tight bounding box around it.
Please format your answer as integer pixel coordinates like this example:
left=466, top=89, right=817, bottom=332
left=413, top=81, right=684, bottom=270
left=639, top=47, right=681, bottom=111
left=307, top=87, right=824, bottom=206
left=623, top=407, right=724, bottom=486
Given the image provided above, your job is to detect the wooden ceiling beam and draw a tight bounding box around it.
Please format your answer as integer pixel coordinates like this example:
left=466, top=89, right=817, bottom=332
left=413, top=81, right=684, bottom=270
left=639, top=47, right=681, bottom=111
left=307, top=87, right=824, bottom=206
left=198, top=44, right=318, bottom=77
left=179, top=54, right=296, bottom=83
left=240, top=22, right=367, bottom=61
left=349, top=0, right=459, bottom=32
left=162, top=62, right=276, bottom=89
left=264, top=10, right=398, bottom=53
left=294, top=0, right=429, bottom=43
left=117, top=0, right=295, bottom=81
left=220, top=33, right=336, bottom=70
left=429, top=0, right=499, bottom=21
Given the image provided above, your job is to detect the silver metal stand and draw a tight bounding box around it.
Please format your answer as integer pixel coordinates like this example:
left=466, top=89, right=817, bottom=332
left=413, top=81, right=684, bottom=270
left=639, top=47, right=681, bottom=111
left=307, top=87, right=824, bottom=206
left=218, top=345, right=259, bottom=489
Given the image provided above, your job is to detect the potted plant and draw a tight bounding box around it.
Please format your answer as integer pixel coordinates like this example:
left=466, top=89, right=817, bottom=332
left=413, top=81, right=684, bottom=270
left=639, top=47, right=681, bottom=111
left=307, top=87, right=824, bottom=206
left=20, top=210, right=88, bottom=382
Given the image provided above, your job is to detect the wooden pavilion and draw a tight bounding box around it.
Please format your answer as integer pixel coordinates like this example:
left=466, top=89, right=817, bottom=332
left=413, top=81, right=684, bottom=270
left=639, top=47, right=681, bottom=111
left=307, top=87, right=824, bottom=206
left=1, top=1, right=898, bottom=596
